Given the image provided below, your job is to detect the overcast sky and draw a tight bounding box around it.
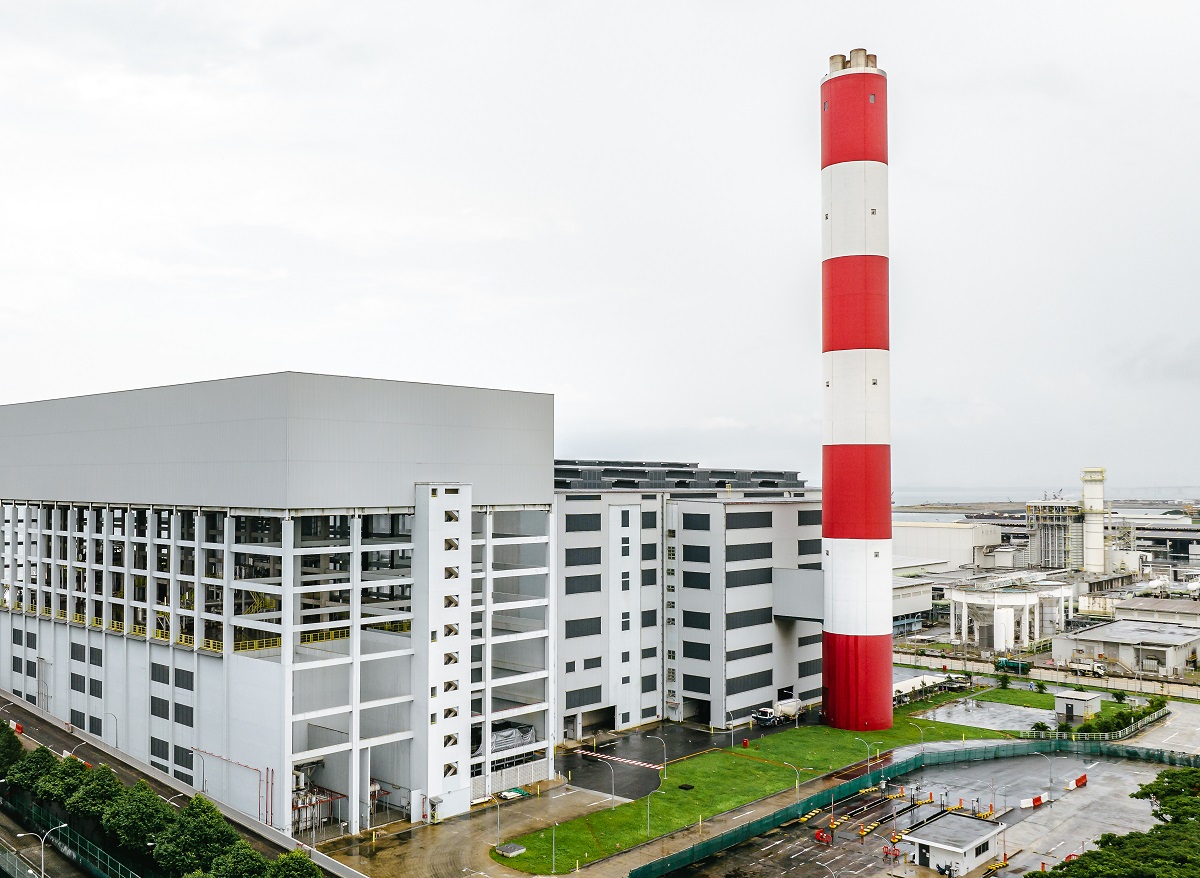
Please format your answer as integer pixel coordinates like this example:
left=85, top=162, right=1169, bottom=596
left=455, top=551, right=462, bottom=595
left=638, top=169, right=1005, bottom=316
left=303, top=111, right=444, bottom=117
left=1, top=3, right=1196, bottom=493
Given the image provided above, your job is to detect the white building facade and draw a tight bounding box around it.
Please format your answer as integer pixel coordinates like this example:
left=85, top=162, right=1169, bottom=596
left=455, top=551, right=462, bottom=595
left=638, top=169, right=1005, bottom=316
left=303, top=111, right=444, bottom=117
left=0, top=373, right=555, bottom=836
left=553, top=462, right=823, bottom=735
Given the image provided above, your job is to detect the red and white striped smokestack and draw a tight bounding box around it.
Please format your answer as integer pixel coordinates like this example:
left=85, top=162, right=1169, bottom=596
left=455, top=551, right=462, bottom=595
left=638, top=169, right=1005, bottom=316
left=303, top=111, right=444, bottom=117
left=820, top=48, right=893, bottom=731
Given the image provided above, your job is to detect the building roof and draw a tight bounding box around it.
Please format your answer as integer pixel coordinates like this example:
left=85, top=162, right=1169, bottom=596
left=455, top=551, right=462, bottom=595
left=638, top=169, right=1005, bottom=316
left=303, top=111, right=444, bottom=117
left=1061, top=619, right=1200, bottom=647
left=1055, top=691, right=1103, bottom=704
left=554, top=459, right=805, bottom=492
left=1116, top=597, right=1200, bottom=615
left=0, top=372, right=554, bottom=509
left=903, top=811, right=1003, bottom=851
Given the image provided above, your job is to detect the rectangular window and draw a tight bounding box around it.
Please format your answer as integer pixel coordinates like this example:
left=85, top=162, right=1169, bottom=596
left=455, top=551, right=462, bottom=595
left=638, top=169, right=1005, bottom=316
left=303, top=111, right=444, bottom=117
left=565, top=661, right=575, bottom=673
left=621, top=537, right=630, bottom=557
left=150, top=737, right=169, bottom=760
left=682, top=674, right=710, bottom=694
left=175, top=703, right=194, bottom=727
left=10, top=630, right=20, bottom=646
left=11, top=657, right=21, bottom=674
left=71, top=673, right=85, bottom=693
left=726, top=567, right=773, bottom=588
left=621, top=711, right=630, bottom=724
left=682, top=514, right=709, bottom=531
left=565, top=617, right=602, bottom=639
left=798, top=658, right=823, bottom=678
left=641, top=646, right=657, bottom=659
left=726, top=607, right=773, bottom=629
left=25, top=660, right=35, bottom=677
left=26, top=632, right=36, bottom=650
left=641, top=674, right=657, bottom=694
left=621, top=651, right=630, bottom=663
left=583, top=656, right=602, bottom=670
left=150, top=696, right=170, bottom=719
left=151, top=761, right=170, bottom=775
left=797, top=539, right=823, bottom=556
left=621, top=675, right=630, bottom=684
left=726, top=542, right=772, bottom=562
left=641, top=568, right=656, bottom=586
left=565, top=494, right=600, bottom=501
left=175, top=669, right=194, bottom=691
left=641, top=511, right=656, bottom=529
left=621, top=612, right=630, bottom=632
left=174, top=770, right=194, bottom=786
left=174, top=746, right=194, bottom=769
left=682, top=640, right=710, bottom=661
left=621, top=510, right=630, bottom=528
left=564, top=547, right=601, bottom=567
left=89, top=647, right=103, bottom=667
left=797, top=510, right=822, bottom=527
left=89, top=678, right=103, bottom=698
left=727, top=643, right=773, bottom=661
left=621, top=571, right=631, bottom=591
left=727, top=669, right=773, bottom=695
left=150, top=662, right=170, bottom=684
left=727, top=511, right=772, bottom=530
left=798, top=633, right=823, bottom=648
left=682, top=611, right=710, bottom=630
left=640, top=609, right=656, bottom=628
left=565, top=686, right=602, bottom=709
left=641, top=543, right=656, bottom=561
left=975, top=841, right=990, bottom=857
left=71, top=642, right=85, bottom=662
left=565, top=514, right=602, bottom=533
left=565, top=574, right=602, bottom=595
left=642, top=706, right=657, bottom=719
left=88, top=716, right=102, bottom=736
left=70, top=709, right=85, bottom=728
left=682, top=570, right=710, bottom=590
left=682, top=544, right=709, bottom=563
left=799, top=686, right=821, bottom=700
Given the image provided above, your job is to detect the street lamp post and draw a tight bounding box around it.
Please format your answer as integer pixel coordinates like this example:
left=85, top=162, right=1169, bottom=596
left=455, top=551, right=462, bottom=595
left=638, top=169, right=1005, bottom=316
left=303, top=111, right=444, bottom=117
left=782, top=761, right=801, bottom=803
left=908, top=722, right=929, bottom=754
left=593, top=757, right=616, bottom=810
left=191, top=748, right=207, bottom=793
left=726, top=711, right=736, bottom=750
left=104, top=712, right=119, bottom=750
left=18, top=823, right=67, bottom=878
left=647, top=735, right=667, bottom=779
left=854, top=738, right=883, bottom=775
left=646, top=789, right=667, bottom=837
left=491, top=793, right=502, bottom=847
left=552, top=822, right=557, bottom=874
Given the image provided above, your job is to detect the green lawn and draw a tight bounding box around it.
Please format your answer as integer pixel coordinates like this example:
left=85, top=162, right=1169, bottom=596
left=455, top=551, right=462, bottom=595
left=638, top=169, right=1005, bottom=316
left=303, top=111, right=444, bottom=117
left=494, top=703, right=1003, bottom=873
left=976, top=687, right=1123, bottom=714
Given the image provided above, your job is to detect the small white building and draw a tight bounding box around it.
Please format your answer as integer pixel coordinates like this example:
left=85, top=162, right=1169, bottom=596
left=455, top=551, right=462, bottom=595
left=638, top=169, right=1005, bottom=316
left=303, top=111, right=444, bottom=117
left=893, top=521, right=1002, bottom=570
left=901, top=811, right=1005, bottom=874
left=1055, top=691, right=1102, bottom=724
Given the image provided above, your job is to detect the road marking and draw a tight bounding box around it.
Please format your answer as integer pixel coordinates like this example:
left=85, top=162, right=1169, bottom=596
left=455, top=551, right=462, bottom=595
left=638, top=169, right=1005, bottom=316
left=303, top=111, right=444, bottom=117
left=599, top=742, right=617, bottom=749
left=586, top=752, right=662, bottom=770
left=732, top=809, right=757, bottom=821
left=759, top=840, right=784, bottom=851
left=586, top=799, right=608, bottom=807
left=1086, top=762, right=1100, bottom=769
left=1164, top=731, right=1181, bottom=742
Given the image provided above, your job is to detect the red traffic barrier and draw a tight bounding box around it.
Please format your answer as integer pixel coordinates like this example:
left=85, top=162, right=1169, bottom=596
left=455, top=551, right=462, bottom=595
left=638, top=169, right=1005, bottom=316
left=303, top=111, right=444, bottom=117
left=11, top=722, right=21, bottom=735
left=742, top=738, right=749, bottom=748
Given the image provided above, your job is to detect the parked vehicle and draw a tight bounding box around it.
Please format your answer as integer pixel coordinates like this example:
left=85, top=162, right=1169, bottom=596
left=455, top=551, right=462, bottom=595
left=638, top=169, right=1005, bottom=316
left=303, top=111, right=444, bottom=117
left=752, top=698, right=803, bottom=727
left=1067, top=659, right=1107, bottom=677
left=994, top=658, right=1031, bottom=674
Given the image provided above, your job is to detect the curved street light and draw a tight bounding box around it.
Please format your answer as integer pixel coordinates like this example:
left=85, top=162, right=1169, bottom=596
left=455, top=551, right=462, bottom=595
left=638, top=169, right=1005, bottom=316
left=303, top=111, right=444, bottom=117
left=18, top=822, right=67, bottom=878
left=646, top=734, right=667, bottom=779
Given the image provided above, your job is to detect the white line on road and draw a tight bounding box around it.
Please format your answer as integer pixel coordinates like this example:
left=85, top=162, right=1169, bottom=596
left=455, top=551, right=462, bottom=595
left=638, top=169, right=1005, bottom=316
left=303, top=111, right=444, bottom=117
left=759, top=840, right=784, bottom=852
left=732, top=809, right=757, bottom=821
left=1164, top=731, right=1181, bottom=742
left=1086, top=762, right=1100, bottom=769
left=599, top=742, right=617, bottom=748
left=586, top=800, right=608, bottom=807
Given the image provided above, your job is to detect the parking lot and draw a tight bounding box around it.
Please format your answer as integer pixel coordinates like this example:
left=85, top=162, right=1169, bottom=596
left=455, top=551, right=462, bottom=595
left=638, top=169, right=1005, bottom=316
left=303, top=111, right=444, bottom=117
left=670, top=753, right=1159, bottom=877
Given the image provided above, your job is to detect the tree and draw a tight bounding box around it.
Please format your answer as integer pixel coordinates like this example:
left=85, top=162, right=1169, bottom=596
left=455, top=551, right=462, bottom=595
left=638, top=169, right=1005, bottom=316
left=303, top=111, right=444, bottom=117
left=1132, top=768, right=1200, bottom=823
left=66, top=765, right=125, bottom=821
left=153, top=796, right=239, bottom=876
left=1113, top=690, right=1128, bottom=704
left=103, top=780, right=175, bottom=852
left=997, top=673, right=1011, bottom=690
left=211, top=841, right=269, bottom=878
left=35, top=755, right=90, bottom=803
left=268, top=851, right=322, bottom=878
left=1034, top=680, right=1048, bottom=694
left=7, top=746, right=60, bottom=792
left=1030, top=721, right=1050, bottom=732
left=0, top=723, right=24, bottom=779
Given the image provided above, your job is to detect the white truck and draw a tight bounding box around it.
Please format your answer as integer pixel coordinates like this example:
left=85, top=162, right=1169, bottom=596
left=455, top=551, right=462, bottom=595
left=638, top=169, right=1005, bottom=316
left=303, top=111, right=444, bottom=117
left=752, top=698, right=803, bottom=727
left=1067, top=659, right=1107, bottom=677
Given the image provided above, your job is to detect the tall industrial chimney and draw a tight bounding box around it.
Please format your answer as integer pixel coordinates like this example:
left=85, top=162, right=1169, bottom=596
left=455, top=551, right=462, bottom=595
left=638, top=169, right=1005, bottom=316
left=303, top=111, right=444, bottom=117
left=1081, top=467, right=1107, bottom=574
left=820, top=48, right=893, bottom=730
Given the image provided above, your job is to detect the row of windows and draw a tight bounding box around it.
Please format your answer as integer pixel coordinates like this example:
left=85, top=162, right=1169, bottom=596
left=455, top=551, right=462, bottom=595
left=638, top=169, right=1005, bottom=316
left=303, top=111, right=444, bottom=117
left=726, top=607, right=773, bottom=630
left=727, top=669, right=773, bottom=696
left=10, top=658, right=34, bottom=677
left=727, top=567, right=772, bottom=588
left=69, top=643, right=103, bottom=667
left=69, top=674, right=103, bottom=697
left=150, top=663, right=194, bottom=691
left=565, top=685, right=602, bottom=709
left=727, top=542, right=772, bottom=562
left=798, top=658, right=823, bottom=678
left=149, top=696, right=194, bottom=727
left=149, top=738, right=194, bottom=769
left=565, top=508, right=657, bottom=532
left=68, top=710, right=102, bottom=735
left=727, top=642, right=773, bottom=662
left=10, top=630, right=36, bottom=648
left=727, top=512, right=772, bottom=530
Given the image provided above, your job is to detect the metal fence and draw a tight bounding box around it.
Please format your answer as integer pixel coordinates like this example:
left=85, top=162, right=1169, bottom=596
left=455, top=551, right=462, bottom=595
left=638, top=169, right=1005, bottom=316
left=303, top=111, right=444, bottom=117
left=0, top=845, right=30, bottom=878
left=627, top=736, right=1186, bottom=878
left=1017, top=707, right=1169, bottom=741
left=0, top=793, right=148, bottom=878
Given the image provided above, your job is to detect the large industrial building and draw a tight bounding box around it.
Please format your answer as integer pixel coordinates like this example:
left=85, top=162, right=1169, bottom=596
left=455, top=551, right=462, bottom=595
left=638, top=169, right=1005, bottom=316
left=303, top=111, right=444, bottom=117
left=0, top=373, right=556, bottom=835
left=553, top=462, right=823, bottom=736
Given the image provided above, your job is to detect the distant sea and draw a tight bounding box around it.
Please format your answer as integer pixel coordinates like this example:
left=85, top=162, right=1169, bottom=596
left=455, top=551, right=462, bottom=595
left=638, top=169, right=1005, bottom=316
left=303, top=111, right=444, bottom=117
left=892, top=486, right=1200, bottom=505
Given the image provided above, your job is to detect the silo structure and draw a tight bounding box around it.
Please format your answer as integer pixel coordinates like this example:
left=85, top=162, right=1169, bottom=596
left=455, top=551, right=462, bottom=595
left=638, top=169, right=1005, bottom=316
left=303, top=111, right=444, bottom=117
left=820, top=48, right=893, bottom=730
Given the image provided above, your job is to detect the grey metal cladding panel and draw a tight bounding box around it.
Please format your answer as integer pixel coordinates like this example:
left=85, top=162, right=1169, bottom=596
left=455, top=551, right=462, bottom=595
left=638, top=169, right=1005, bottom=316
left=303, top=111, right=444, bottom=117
left=0, top=374, right=290, bottom=508
left=284, top=373, right=553, bottom=507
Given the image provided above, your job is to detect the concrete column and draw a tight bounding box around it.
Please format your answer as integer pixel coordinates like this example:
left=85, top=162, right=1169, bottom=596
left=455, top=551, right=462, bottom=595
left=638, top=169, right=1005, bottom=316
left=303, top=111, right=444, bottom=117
left=348, top=516, right=362, bottom=833
left=949, top=599, right=956, bottom=641
left=1022, top=603, right=1030, bottom=646
left=280, top=517, right=296, bottom=831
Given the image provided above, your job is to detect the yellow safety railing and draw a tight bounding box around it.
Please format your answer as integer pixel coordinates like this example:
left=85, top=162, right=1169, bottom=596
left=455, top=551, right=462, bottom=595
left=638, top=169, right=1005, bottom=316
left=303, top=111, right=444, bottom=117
left=71, top=613, right=85, bottom=625
left=368, top=619, right=412, bottom=633
left=177, top=633, right=194, bottom=647
left=41, top=607, right=51, bottom=617
left=110, top=620, right=124, bottom=633
left=300, top=627, right=351, bottom=644
left=233, top=637, right=282, bottom=652
left=25, top=604, right=36, bottom=614
left=56, top=610, right=67, bottom=620
left=91, top=617, right=102, bottom=628
left=11, top=603, right=20, bottom=613
left=152, top=629, right=169, bottom=641
left=201, top=639, right=223, bottom=653
left=131, top=624, right=147, bottom=637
